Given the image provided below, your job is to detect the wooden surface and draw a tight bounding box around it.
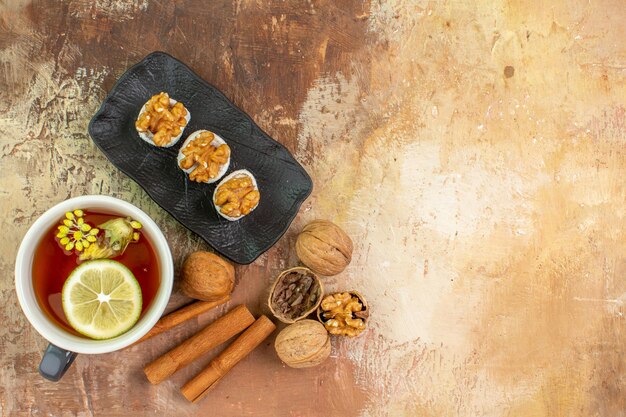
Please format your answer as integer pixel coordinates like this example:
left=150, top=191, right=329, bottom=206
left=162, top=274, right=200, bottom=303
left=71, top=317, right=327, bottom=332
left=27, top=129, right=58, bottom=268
left=1, top=1, right=625, bottom=416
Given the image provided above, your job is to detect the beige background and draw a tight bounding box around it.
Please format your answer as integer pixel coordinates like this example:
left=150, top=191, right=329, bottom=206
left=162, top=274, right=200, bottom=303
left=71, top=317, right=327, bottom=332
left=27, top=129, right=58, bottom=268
left=1, top=0, right=625, bottom=416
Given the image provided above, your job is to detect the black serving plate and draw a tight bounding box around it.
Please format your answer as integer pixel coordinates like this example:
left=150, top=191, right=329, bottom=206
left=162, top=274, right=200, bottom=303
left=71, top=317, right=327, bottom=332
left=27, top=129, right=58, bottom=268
left=88, top=52, right=312, bottom=264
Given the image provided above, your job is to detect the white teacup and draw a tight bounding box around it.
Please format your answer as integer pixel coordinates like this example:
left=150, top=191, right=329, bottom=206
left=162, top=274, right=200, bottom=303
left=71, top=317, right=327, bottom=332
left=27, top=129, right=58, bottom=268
left=15, top=195, right=173, bottom=381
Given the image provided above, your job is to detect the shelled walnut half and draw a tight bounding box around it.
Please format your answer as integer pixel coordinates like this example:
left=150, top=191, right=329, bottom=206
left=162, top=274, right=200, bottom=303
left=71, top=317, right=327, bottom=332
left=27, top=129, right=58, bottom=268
left=317, top=291, right=368, bottom=337
left=268, top=267, right=323, bottom=323
left=178, top=130, right=231, bottom=183
left=135, top=92, right=190, bottom=147
left=213, top=169, right=260, bottom=221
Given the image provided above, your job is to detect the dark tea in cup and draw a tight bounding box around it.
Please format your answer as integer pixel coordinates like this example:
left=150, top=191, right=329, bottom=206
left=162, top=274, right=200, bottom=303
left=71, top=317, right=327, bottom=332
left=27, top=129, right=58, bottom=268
left=16, top=195, right=173, bottom=381
left=32, top=210, right=161, bottom=337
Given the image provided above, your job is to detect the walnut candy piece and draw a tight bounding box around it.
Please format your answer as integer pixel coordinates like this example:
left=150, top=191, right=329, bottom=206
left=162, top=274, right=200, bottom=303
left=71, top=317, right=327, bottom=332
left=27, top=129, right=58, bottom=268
left=213, top=169, right=260, bottom=221
left=135, top=92, right=190, bottom=147
left=178, top=130, right=231, bottom=183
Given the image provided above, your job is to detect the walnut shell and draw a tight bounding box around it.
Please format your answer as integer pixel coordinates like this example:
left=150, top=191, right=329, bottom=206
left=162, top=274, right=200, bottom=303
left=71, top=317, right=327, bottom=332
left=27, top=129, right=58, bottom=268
left=275, top=320, right=331, bottom=368
left=268, top=267, right=323, bottom=324
left=180, top=251, right=234, bottom=301
left=317, top=291, right=369, bottom=337
left=295, top=220, right=353, bottom=276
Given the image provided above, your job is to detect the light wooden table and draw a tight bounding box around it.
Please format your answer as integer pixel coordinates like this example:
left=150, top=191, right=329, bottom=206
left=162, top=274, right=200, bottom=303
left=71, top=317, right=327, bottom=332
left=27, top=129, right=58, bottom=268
left=1, top=0, right=624, bottom=416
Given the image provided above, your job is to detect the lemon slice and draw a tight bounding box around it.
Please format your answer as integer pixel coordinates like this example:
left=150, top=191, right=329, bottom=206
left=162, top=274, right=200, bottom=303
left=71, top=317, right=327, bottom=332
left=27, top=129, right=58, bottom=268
left=62, top=260, right=142, bottom=340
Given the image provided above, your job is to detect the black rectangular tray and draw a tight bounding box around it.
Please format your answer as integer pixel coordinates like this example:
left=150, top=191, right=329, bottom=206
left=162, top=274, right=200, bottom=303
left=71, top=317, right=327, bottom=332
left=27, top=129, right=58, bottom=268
left=88, top=52, right=312, bottom=264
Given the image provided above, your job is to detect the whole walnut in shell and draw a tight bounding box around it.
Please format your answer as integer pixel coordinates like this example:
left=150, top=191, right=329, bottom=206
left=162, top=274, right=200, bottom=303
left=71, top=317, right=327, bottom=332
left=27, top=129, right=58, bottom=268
left=275, top=320, right=331, bottom=368
left=295, top=220, right=353, bottom=276
left=180, top=251, right=234, bottom=301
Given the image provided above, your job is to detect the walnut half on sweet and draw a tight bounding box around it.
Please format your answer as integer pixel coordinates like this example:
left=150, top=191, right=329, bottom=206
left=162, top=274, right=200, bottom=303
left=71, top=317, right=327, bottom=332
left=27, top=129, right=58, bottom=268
left=212, top=169, right=260, bottom=221
left=135, top=92, right=189, bottom=147
left=317, top=291, right=368, bottom=337
left=179, top=131, right=231, bottom=183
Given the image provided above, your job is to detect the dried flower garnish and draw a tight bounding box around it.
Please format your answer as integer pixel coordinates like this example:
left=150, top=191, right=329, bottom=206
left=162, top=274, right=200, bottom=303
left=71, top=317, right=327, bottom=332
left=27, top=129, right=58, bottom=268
left=56, top=210, right=99, bottom=253
left=79, top=217, right=143, bottom=261
left=55, top=211, right=143, bottom=261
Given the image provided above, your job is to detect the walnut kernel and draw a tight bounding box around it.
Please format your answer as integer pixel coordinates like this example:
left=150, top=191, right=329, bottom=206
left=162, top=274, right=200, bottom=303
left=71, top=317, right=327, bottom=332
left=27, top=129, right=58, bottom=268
left=135, top=92, right=188, bottom=146
left=213, top=170, right=260, bottom=220
left=317, top=291, right=368, bottom=337
left=179, top=131, right=231, bottom=183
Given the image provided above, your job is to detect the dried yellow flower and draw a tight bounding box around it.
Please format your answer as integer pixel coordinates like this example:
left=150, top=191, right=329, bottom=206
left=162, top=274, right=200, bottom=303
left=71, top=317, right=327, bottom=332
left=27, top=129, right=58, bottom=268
left=56, top=210, right=99, bottom=253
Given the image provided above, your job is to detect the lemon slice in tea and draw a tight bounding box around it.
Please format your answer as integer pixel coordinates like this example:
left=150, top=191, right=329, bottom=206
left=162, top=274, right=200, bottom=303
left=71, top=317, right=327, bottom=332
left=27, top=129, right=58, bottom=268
left=62, top=259, right=142, bottom=339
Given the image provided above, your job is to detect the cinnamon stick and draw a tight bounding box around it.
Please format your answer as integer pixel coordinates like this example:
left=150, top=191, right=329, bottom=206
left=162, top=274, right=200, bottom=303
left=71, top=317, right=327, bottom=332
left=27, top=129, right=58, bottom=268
left=144, top=304, right=254, bottom=385
left=180, top=315, right=276, bottom=403
left=133, top=296, right=230, bottom=346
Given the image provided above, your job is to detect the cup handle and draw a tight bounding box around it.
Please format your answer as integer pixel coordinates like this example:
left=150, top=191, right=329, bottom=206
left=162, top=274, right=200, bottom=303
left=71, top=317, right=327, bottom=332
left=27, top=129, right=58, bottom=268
left=39, top=343, right=77, bottom=381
